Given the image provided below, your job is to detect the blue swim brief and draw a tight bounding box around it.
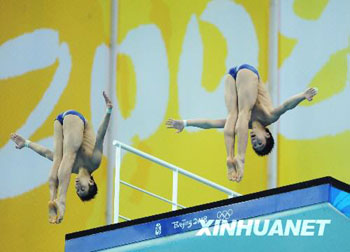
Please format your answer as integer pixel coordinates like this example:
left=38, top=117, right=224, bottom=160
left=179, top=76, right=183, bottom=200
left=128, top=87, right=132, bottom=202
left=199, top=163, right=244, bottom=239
left=228, top=64, right=260, bottom=80
left=55, top=110, right=86, bottom=125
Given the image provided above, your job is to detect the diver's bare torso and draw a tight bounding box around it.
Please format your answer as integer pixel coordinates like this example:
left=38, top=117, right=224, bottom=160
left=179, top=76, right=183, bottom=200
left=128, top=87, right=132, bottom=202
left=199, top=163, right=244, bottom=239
left=248, top=86, right=276, bottom=129
left=71, top=122, right=98, bottom=174
left=249, top=105, right=274, bottom=128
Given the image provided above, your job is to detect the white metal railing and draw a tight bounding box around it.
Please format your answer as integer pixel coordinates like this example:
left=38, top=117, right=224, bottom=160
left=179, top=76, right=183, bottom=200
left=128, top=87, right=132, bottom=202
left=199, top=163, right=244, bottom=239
left=113, top=140, right=241, bottom=223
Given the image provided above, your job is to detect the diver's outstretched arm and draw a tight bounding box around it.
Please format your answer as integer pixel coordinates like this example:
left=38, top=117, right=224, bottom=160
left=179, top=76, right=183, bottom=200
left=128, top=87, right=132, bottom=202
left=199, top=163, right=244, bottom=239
left=10, top=133, right=53, bottom=161
left=270, top=87, right=318, bottom=123
left=91, top=91, right=113, bottom=169
left=166, top=118, right=226, bottom=133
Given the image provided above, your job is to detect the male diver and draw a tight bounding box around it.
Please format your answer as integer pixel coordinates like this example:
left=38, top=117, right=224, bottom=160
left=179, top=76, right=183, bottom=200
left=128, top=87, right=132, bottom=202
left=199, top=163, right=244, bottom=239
left=10, top=91, right=113, bottom=224
left=167, top=64, right=318, bottom=183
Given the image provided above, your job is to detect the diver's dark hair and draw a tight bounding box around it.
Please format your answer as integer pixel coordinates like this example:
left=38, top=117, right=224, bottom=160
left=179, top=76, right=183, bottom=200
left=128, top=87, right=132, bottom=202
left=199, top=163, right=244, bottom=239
left=252, top=128, right=274, bottom=156
left=78, top=176, right=98, bottom=202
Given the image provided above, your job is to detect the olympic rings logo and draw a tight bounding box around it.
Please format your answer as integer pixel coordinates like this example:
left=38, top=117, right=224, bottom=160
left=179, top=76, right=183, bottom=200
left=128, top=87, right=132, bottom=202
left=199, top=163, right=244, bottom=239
left=155, top=223, right=162, bottom=236
left=216, top=209, right=233, bottom=220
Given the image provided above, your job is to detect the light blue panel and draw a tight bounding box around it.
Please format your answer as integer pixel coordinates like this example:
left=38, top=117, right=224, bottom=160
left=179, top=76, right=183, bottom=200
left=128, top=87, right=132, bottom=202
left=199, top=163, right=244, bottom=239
left=65, top=185, right=330, bottom=251
left=107, top=203, right=350, bottom=252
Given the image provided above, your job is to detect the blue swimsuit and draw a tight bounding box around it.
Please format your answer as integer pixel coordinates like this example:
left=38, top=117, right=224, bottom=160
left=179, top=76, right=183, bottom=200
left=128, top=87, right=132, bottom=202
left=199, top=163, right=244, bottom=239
left=55, top=110, right=86, bottom=125
left=228, top=64, right=260, bottom=80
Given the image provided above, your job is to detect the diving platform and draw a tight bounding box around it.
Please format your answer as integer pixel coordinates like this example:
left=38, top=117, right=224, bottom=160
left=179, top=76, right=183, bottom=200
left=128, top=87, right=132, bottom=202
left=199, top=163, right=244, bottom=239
left=65, top=177, right=350, bottom=251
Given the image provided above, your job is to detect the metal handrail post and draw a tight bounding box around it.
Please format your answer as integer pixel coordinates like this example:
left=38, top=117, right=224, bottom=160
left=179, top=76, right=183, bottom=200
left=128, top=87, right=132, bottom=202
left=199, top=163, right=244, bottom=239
left=172, top=169, right=178, bottom=211
left=112, top=140, right=242, bottom=223
left=112, top=140, right=240, bottom=197
left=113, top=144, right=121, bottom=223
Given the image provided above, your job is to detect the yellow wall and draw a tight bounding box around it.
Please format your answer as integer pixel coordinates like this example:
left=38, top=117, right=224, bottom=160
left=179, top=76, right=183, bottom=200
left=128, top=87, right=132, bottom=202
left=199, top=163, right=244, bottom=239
left=278, top=0, right=350, bottom=185
left=1, top=0, right=349, bottom=251
left=116, top=0, right=270, bottom=221
left=0, top=0, right=109, bottom=251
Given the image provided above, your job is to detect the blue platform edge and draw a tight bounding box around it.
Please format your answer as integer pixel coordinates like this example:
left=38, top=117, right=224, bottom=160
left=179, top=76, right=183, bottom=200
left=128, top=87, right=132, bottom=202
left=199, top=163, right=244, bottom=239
left=65, top=179, right=350, bottom=252
left=330, top=186, right=350, bottom=217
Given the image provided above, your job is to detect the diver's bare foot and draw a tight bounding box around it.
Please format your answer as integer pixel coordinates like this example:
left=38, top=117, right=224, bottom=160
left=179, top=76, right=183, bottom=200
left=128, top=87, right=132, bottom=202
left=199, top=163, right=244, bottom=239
left=227, top=158, right=238, bottom=182
left=54, top=199, right=65, bottom=224
left=48, top=201, right=58, bottom=224
left=10, top=133, right=26, bottom=149
left=234, top=158, right=244, bottom=182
